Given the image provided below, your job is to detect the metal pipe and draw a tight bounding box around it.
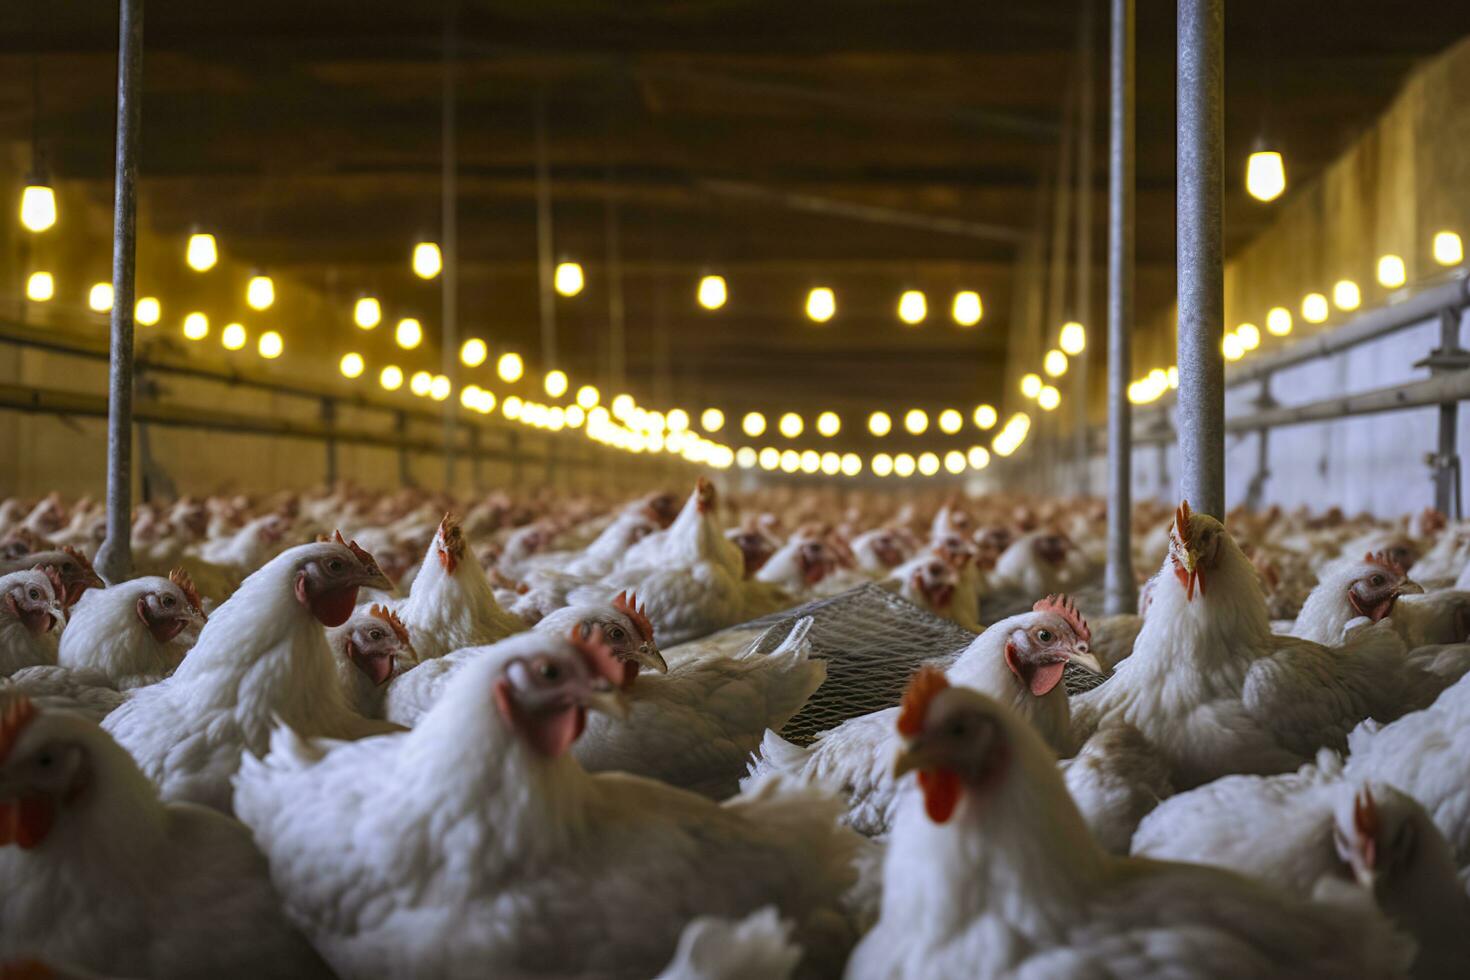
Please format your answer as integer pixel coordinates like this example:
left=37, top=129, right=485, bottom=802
left=1074, top=0, right=1095, bottom=494
left=1175, top=0, right=1225, bottom=518
left=1104, top=0, right=1136, bottom=615
left=94, top=0, right=143, bottom=586
left=534, top=92, right=557, bottom=371
left=441, top=2, right=459, bottom=489
left=605, top=182, right=626, bottom=394
left=1431, top=309, right=1463, bottom=517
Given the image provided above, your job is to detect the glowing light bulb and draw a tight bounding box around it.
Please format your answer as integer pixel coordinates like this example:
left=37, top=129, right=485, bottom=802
left=354, top=297, right=381, bottom=329
left=801, top=450, right=821, bottom=474
left=246, top=275, right=275, bottom=310
left=1266, top=307, right=1292, bottom=336
left=19, top=182, right=56, bottom=232
left=497, top=352, right=523, bottom=383
left=611, top=394, right=635, bottom=419
left=430, top=375, right=451, bottom=401
left=938, top=409, right=962, bottom=434
left=1059, top=321, right=1086, bottom=355
left=743, top=412, right=767, bottom=437
left=973, top=404, right=998, bottom=429
left=841, top=453, right=862, bottom=476
left=1332, top=280, right=1361, bottom=312
left=736, top=447, right=758, bottom=469
left=221, top=323, right=247, bottom=351
left=340, top=352, right=365, bottom=378
left=904, top=409, right=928, bottom=435
left=894, top=453, right=917, bottom=478
left=186, top=233, right=217, bottom=272
left=816, top=411, right=840, bottom=437
left=1301, top=293, right=1329, bottom=324
left=554, top=261, right=584, bottom=297
left=816, top=452, right=837, bottom=476
left=410, top=371, right=433, bottom=396
left=460, top=338, right=487, bottom=368
left=779, top=413, right=803, bottom=438
left=134, top=297, right=161, bottom=326
left=868, top=453, right=892, bottom=477
left=697, top=275, right=727, bottom=310
left=25, top=271, right=53, bottom=302
left=1433, top=231, right=1463, bottom=267
left=1043, top=349, right=1068, bottom=377
left=1020, top=373, right=1043, bottom=399
left=395, top=318, right=423, bottom=349
left=503, top=395, right=524, bottom=420
left=780, top=450, right=800, bottom=473
left=1237, top=323, right=1261, bottom=350
left=1377, top=255, right=1407, bottom=289
left=1222, top=332, right=1245, bottom=361
left=257, top=330, right=283, bottom=359
left=461, top=385, right=482, bottom=410
left=413, top=242, right=442, bottom=279
left=952, top=290, right=982, bottom=327
left=967, top=446, right=990, bottom=469
left=917, top=452, right=940, bottom=476
left=182, top=312, right=208, bottom=340
left=577, top=385, right=600, bottom=409
left=805, top=287, right=836, bottom=323
left=88, top=282, right=113, bottom=312
left=380, top=365, right=404, bottom=390
left=1245, top=149, right=1286, bottom=202
left=868, top=411, right=892, bottom=437
left=666, top=409, right=690, bottom=432
left=759, top=447, right=780, bottom=470
left=1038, top=385, right=1061, bottom=411
left=544, top=370, right=568, bottom=398
left=944, top=450, right=966, bottom=475
left=898, top=290, right=927, bottom=325
left=1168, top=366, right=1179, bottom=388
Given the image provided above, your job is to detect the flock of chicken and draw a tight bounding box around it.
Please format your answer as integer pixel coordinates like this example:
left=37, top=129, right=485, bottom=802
left=1, top=481, right=1469, bottom=978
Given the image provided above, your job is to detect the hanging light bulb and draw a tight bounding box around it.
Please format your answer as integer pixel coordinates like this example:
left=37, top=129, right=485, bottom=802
left=459, top=338, right=487, bottom=367
left=246, top=275, right=275, bottom=310
left=1332, top=280, right=1361, bottom=312
left=697, top=274, right=727, bottom=310
left=666, top=409, right=690, bottom=432
left=132, top=296, right=160, bottom=325
left=780, top=450, right=800, bottom=473
left=758, top=447, right=780, bottom=470
left=871, top=453, right=894, bottom=477
left=611, top=394, right=635, bottom=419
left=354, top=296, right=382, bottom=329
left=186, top=233, right=218, bottom=272
left=816, top=411, right=840, bottom=437
left=1043, top=349, right=1068, bottom=377
left=497, top=352, right=524, bottom=383
left=1266, top=307, right=1292, bottom=337
left=917, top=452, right=940, bottom=476
left=394, top=318, right=423, bottom=350
left=19, top=181, right=56, bottom=232
left=736, top=447, right=758, bottom=469
left=868, top=411, right=892, bottom=437
left=943, top=450, right=966, bottom=474
left=257, top=330, right=284, bottom=359
left=429, top=375, right=451, bottom=401
left=379, top=365, right=404, bottom=391
left=1375, top=255, right=1406, bottom=289
left=503, top=395, right=524, bottom=420
left=1245, top=149, right=1286, bottom=202
left=554, top=261, right=584, bottom=297
left=967, top=445, right=990, bottom=469
left=1037, top=385, right=1061, bottom=411
left=1059, top=322, right=1086, bottom=355
left=701, top=407, right=725, bottom=432
left=1433, top=231, right=1463, bottom=267
left=410, top=371, right=433, bottom=397
left=577, top=385, right=600, bottom=409
left=221, top=323, right=247, bottom=351
left=742, top=412, right=767, bottom=437
left=1020, top=373, right=1043, bottom=399
left=840, top=453, right=862, bottom=476
left=25, top=271, right=53, bottom=302
left=897, top=290, right=927, bottom=325
left=182, top=312, right=208, bottom=340
left=951, top=290, right=982, bottom=327
left=339, top=352, right=365, bottom=379
left=544, top=370, right=568, bottom=398
left=938, top=409, right=963, bottom=434
left=1236, top=323, right=1261, bottom=351
left=805, top=287, right=836, bottom=323
left=778, top=413, right=803, bottom=438
left=1301, top=293, right=1329, bottom=324
left=893, top=453, right=917, bottom=478
left=973, top=404, right=998, bottom=429
left=1221, top=332, right=1245, bottom=361
left=800, top=450, right=821, bottom=474
left=904, top=409, right=928, bottom=435
left=413, top=241, right=442, bottom=279
left=88, top=282, right=113, bottom=312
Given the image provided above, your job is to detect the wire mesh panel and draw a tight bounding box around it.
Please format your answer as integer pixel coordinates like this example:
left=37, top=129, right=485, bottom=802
left=707, top=583, right=1107, bottom=746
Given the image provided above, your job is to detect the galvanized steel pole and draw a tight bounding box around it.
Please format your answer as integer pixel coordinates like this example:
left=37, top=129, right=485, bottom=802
left=95, top=0, right=144, bottom=586
left=1104, top=0, right=1137, bottom=615
left=1074, top=0, right=1095, bottom=494
left=1176, top=0, right=1225, bottom=519
left=441, top=4, right=459, bottom=490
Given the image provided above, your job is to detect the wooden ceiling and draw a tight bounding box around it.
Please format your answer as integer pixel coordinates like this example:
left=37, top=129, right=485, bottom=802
left=1, top=0, right=1463, bottom=423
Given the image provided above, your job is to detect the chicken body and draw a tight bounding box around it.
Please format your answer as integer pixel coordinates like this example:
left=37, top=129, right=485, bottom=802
left=0, top=570, right=64, bottom=677
left=393, top=515, right=526, bottom=661
left=58, top=575, right=204, bottom=680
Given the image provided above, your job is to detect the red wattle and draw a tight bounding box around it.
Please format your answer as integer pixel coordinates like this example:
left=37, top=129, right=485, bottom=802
left=918, top=768, right=962, bottom=823
left=308, top=585, right=360, bottom=628
left=1028, top=660, right=1067, bottom=697
left=0, top=794, right=55, bottom=849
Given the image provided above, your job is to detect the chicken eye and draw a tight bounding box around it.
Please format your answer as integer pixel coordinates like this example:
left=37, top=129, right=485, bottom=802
left=1369, top=575, right=1385, bottom=587
left=369, top=629, right=384, bottom=640
left=28, top=588, right=40, bottom=600
left=162, top=595, right=176, bottom=606
left=946, top=718, right=968, bottom=738
left=538, top=661, right=561, bottom=681
left=36, top=751, right=53, bottom=768
left=1036, top=629, right=1055, bottom=643
left=607, top=626, right=625, bottom=640
left=328, top=559, right=345, bottom=573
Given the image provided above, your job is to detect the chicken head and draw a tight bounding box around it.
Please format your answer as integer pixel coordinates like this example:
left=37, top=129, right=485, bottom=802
left=492, top=629, right=629, bottom=758
left=892, top=669, right=1010, bottom=824
left=1003, top=595, right=1103, bottom=696
left=0, top=696, right=87, bottom=849
left=293, top=534, right=393, bottom=628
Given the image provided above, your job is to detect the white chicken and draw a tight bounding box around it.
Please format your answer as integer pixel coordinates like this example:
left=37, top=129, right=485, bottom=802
left=655, top=907, right=801, bottom=980
left=889, top=550, right=984, bottom=633
left=987, top=528, right=1077, bottom=600
left=102, top=535, right=398, bottom=813
left=0, top=570, right=64, bottom=677
left=327, top=604, right=419, bottom=718
left=235, top=629, right=866, bottom=979
left=746, top=596, right=1100, bottom=836
left=845, top=670, right=1414, bottom=979
left=394, top=514, right=526, bottom=660
left=1290, top=551, right=1470, bottom=656
left=0, top=695, right=331, bottom=979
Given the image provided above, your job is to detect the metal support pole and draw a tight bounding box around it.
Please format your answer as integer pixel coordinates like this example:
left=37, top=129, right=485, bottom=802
left=94, top=0, right=143, bottom=586
left=1104, top=0, right=1137, bottom=615
left=321, top=398, right=338, bottom=486
left=1243, top=376, right=1275, bottom=510
left=1074, top=0, right=1095, bottom=494
left=1175, top=0, right=1225, bottom=518
left=534, top=93, right=557, bottom=371
left=605, top=180, right=626, bottom=395
left=1422, top=309, right=1468, bottom=517
left=440, top=4, right=459, bottom=490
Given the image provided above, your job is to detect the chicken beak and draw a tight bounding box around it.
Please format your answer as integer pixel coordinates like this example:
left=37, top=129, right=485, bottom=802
left=892, top=740, right=940, bottom=780
left=629, top=643, right=668, bottom=675
left=1067, top=645, right=1104, bottom=675
left=1396, top=580, right=1425, bottom=596
left=582, top=687, right=630, bottom=721
left=361, top=569, right=394, bottom=592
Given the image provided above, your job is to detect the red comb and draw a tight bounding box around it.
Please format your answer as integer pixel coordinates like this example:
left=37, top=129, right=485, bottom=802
left=0, top=695, right=37, bottom=765
left=438, top=513, right=463, bottom=547
left=1364, top=551, right=1406, bottom=576
left=334, top=531, right=385, bottom=580
left=1032, top=594, right=1090, bottom=644
left=168, top=567, right=205, bottom=618
left=369, top=603, right=414, bottom=651
left=612, top=590, right=655, bottom=644
left=568, top=626, right=624, bottom=687
left=897, top=666, right=950, bottom=737
left=1173, top=501, right=1193, bottom=544
left=62, top=546, right=94, bottom=574
left=38, top=566, right=65, bottom=605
